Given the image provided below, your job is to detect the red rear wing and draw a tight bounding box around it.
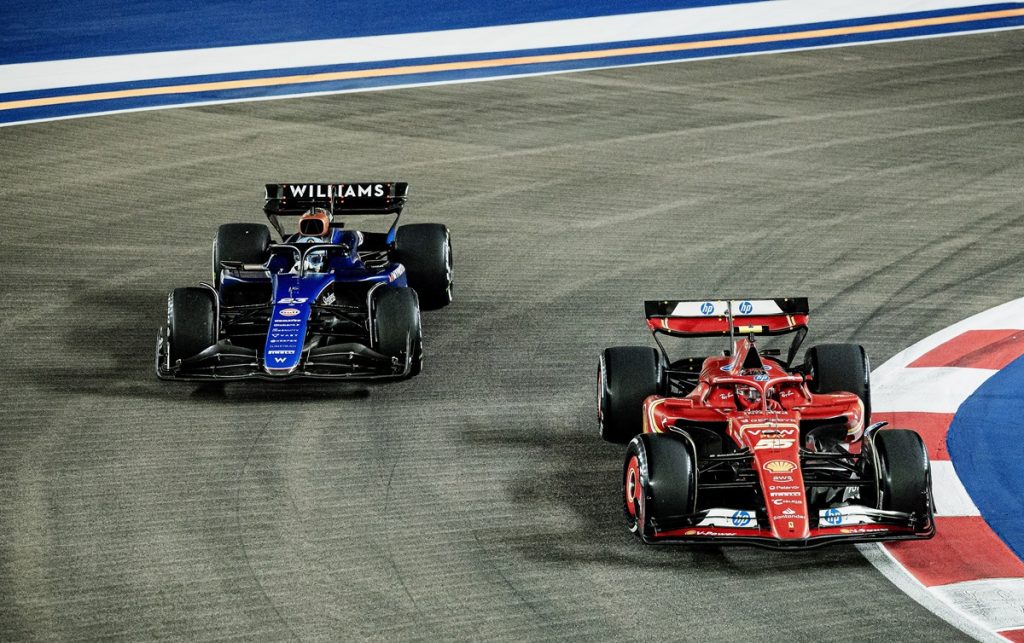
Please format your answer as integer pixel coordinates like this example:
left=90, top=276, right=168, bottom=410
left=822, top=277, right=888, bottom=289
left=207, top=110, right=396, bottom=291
left=644, top=298, right=809, bottom=337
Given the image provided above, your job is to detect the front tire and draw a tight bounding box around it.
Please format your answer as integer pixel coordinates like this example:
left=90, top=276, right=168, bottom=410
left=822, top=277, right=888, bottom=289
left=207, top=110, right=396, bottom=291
left=806, top=343, right=871, bottom=421
left=395, top=224, right=453, bottom=310
left=168, top=287, right=217, bottom=363
left=870, top=429, right=931, bottom=519
left=373, top=287, right=423, bottom=377
left=624, top=433, right=697, bottom=539
left=598, top=346, right=662, bottom=443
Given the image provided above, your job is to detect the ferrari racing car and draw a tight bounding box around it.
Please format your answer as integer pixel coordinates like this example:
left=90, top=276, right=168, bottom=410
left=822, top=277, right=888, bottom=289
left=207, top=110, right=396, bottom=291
left=156, top=182, right=452, bottom=381
left=598, top=298, right=935, bottom=548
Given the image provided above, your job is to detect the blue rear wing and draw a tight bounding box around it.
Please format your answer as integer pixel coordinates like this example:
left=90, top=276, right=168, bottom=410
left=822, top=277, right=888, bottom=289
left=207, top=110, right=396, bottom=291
left=264, top=182, right=409, bottom=215
left=263, top=182, right=409, bottom=244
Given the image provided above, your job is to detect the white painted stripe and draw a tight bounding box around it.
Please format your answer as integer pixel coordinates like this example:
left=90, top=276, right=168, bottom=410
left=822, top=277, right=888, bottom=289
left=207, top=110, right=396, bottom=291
left=873, top=366, right=997, bottom=413
left=931, top=578, right=1024, bottom=631
left=857, top=543, right=1008, bottom=643
left=933, top=460, right=981, bottom=516
left=8, top=25, right=1024, bottom=129
left=0, top=0, right=1006, bottom=94
left=873, top=298, right=1024, bottom=372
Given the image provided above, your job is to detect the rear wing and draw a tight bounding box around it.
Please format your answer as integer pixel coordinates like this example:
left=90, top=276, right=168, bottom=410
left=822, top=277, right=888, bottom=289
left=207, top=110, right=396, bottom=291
left=264, top=182, right=409, bottom=215
left=645, top=298, right=809, bottom=337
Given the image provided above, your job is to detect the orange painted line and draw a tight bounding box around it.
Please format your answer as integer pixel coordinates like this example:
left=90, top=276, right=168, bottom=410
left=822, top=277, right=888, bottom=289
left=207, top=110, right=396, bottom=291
left=3, top=7, right=1023, bottom=112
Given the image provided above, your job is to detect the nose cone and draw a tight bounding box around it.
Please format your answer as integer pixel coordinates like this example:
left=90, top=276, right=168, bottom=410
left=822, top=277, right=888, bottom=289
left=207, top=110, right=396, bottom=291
left=737, top=416, right=809, bottom=540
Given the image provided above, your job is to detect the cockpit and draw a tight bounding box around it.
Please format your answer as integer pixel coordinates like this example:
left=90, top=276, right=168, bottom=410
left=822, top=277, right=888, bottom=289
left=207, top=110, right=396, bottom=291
left=699, top=336, right=811, bottom=413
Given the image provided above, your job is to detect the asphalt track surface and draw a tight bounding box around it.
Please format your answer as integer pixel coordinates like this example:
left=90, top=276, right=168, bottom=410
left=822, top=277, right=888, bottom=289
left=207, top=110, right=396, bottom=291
left=2, top=30, right=1023, bottom=641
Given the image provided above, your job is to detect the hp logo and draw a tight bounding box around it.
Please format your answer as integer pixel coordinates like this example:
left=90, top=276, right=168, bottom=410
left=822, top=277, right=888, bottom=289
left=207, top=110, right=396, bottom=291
left=731, top=510, right=751, bottom=527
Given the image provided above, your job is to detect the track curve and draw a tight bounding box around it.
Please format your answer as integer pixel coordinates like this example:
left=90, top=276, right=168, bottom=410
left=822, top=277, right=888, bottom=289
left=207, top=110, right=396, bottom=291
left=2, top=30, right=1023, bottom=641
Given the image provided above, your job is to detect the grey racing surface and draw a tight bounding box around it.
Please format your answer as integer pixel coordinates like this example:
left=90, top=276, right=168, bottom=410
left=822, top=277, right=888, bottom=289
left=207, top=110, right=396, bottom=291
left=2, top=30, right=1023, bottom=641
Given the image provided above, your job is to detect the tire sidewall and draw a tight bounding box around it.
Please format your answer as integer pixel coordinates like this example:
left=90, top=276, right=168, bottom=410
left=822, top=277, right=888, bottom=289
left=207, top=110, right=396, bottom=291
left=213, top=223, right=271, bottom=287
left=869, top=429, right=931, bottom=517
left=599, top=346, right=661, bottom=443
left=168, top=288, right=216, bottom=363
left=807, top=343, right=872, bottom=422
left=623, top=433, right=697, bottom=539
left=373, top=286, right=423, bottom=375
left=395, top=224, right=452, bottom=309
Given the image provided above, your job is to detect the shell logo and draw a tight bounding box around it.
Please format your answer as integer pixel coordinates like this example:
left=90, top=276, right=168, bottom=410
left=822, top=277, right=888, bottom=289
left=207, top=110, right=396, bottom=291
left=763, top=459, right=797, bottom=473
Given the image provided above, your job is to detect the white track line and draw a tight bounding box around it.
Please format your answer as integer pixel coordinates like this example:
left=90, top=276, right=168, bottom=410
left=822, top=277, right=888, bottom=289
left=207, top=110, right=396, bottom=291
left=932, top=461, right=981, bottom=516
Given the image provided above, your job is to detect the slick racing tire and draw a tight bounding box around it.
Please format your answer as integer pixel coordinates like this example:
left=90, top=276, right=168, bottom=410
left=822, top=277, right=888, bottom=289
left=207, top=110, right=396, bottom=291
left=168, top=287, right=217, bottom=364
left=805, top=343, right=871, bottom=421
left=213, top=223, right=271, bottom=287
left=598, top=346, right=663, bottom=444
left=395, top=224, right=453, bottom=310
left=624, top=433, right=697, bottom=539
left=870, top=429, right=932, bottom=519
left=373, top=286, right=423, bottom=377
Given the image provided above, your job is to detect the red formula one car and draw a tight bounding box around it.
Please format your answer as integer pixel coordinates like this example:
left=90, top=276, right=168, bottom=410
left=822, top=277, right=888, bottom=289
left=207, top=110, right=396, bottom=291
left=598, top=298, right=935, bottom=548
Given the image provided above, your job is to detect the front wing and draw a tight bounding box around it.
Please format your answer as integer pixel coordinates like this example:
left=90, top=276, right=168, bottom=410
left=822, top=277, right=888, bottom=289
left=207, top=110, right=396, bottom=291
left=641, top=505, right=935, bottom=549
left=155, top=330, right=415, bottom=381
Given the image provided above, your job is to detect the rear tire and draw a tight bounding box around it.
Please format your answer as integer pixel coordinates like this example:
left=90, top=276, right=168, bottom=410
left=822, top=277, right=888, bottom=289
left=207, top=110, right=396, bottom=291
left=870, top=429, right=931, bottom=518
left=624, top=433, right=697, bottom=538
left=213, top=223, right=271, bottom=287
left=168, top=287, right=217, bottom=363
left=373, top=287, right=423, bottom=377
left=806, top=343, right=871, bottom=421
left=395, top=224, right=453, bottom=310
left=598, top=346, right=662, bottom=443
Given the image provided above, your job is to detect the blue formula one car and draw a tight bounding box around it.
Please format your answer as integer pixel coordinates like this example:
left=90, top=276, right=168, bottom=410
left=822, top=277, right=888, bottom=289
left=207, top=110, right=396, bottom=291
left=156, top=182, right=452, bottom=381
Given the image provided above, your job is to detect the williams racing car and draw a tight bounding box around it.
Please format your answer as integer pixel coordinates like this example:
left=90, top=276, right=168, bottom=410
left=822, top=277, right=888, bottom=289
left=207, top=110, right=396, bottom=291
left=156, top=182, right=452, bottom=381
left=598, top=298, right=935, bottom=548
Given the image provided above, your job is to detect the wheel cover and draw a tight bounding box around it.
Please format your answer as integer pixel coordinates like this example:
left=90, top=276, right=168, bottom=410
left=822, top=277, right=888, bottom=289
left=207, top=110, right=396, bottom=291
left=624, top=455, right=644, bottom=532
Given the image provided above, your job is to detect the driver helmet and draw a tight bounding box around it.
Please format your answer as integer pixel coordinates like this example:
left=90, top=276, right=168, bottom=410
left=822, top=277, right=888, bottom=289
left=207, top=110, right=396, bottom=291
left=735, top=385, right=762, bottom=409
left=297, top=208, right=332, bottom=272
left=298, top=208, right=332, bottom=238
left=303, top=251, right=326, bottom=273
